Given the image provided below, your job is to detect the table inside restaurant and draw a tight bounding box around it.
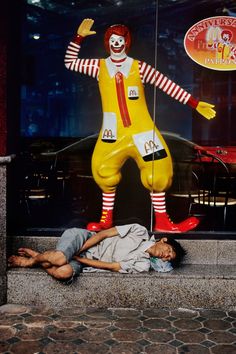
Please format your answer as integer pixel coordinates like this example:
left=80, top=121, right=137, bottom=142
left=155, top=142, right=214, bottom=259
left=199, top=146, right=236, bottom=166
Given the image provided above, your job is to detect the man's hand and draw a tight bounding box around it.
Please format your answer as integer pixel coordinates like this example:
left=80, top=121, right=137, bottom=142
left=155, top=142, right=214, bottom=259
left=196, top=101, right=216, bottom=120
left=77, top=18, right=96, bottom=37
left=73, top=256, right=121, bottom=272
left=77, top=227, right=118, bottom=254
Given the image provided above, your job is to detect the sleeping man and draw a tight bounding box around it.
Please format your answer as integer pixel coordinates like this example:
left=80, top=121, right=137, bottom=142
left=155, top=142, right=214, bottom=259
left=8, top=223, right=186, bottom=284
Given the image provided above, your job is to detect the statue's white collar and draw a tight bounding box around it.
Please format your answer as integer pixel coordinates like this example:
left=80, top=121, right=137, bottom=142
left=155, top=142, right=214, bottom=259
left=105, top=56, right=133, bottom=78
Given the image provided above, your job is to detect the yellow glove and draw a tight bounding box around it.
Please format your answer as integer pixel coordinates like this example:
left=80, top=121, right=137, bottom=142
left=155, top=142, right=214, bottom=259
left=77, top=18, right=96, bottom=37
left=196, top=101, right=216, bottom=120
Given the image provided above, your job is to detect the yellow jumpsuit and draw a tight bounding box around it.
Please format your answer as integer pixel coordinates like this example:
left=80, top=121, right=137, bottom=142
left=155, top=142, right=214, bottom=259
left=92, top=59, right=173, bottom=193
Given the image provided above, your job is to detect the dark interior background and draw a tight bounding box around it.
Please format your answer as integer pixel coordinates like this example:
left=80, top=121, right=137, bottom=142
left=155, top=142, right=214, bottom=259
left=18, top=0, right=236, bottom=144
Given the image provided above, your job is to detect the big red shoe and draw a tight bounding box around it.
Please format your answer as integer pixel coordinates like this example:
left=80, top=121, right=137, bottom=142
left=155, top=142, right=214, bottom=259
left=87, top=210, right=113, bottom=232
left=153, top=212, right=200, bottom=233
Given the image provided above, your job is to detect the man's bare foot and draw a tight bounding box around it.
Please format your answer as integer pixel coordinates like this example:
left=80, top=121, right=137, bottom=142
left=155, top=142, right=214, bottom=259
left=18, top=247, right=39, bottom=258
left=8, top=255, right=34, bottom=268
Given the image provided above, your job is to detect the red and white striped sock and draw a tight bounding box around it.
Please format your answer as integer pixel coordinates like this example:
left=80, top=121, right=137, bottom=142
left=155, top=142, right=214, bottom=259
left=100, top=192, right=115, bottom=226
left=102, top=192, right=115, bottom=212
left=150, top=192, right=166, bottom=214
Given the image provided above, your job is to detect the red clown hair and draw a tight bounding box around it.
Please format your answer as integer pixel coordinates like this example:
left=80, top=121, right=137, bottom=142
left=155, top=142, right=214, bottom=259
left=221, top=29, right=233, bottom=41
left=104, top=24, right=132, bottom=53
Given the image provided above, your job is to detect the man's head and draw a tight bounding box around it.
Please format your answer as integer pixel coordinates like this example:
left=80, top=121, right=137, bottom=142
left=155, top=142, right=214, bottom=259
left=104, top=24, right=131, bottom=56
left=148, top=236, right=186, bottom=268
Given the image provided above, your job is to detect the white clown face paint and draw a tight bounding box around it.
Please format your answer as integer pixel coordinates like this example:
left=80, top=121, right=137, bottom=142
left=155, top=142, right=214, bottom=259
left=109, top=34, right=126, bottom=59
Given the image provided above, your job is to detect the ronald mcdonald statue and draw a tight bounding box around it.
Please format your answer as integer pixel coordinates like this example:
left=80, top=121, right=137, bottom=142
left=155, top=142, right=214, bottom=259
left=65, top=19, right=216, bottom=233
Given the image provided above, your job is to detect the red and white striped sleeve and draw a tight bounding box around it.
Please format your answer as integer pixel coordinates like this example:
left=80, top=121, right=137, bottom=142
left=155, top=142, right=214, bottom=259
left=138, top=61, right=198, bottom=109
left=64, top=36, right=100, bottom=80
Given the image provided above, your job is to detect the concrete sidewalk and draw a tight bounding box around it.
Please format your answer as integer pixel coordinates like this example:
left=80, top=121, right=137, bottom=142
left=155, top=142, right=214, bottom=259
left=7, top=265, right=236, bottom=309
left=0, top=304, right=236, bottom=354
left=7, top=236, right=236, bottom=310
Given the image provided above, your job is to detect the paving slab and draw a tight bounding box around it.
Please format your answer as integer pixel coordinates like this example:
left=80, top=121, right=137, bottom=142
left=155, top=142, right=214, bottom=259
left=0, top=304, right=235, bottom=353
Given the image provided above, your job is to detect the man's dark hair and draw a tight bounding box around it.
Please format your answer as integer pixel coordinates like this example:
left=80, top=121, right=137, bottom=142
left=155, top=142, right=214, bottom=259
left=164, top=236, right=187, bottom=268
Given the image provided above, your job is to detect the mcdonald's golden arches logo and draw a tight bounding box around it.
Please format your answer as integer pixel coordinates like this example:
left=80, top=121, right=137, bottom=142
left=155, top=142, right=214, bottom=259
left=103, top=129, right=114, bottom=139
left=144, top=140, right=159, bottom=154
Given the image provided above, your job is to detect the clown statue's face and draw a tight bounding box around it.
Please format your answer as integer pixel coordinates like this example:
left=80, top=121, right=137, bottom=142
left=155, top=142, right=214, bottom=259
left=109, top=34, right=126, bottom=60
left=222, top=33, right=230, bottom=43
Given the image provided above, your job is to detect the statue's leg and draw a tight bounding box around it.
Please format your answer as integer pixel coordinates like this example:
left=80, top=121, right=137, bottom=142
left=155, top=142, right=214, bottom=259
left=135, top=146, right=199, bottom=233
left=87, top=138, right=127, bottom=231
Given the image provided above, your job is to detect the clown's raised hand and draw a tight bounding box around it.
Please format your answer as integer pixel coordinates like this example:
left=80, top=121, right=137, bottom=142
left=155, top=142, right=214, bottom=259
left=196, top=101, right=216, bottom=120
left=77, top=18, right=96, bottom=37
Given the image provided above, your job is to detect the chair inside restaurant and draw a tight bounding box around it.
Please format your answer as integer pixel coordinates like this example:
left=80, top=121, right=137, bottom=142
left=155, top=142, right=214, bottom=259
left=188, top=151, right=236, bottom=231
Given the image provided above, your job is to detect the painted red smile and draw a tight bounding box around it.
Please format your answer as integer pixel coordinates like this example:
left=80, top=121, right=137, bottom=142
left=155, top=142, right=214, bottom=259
left=111, top=45, right=125, bottom=53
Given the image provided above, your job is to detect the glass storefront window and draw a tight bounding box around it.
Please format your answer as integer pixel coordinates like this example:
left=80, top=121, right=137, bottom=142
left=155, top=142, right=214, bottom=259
left=8, top=0, right=236, bottom=235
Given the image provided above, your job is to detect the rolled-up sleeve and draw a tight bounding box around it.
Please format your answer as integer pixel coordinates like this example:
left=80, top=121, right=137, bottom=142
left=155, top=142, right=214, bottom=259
left=116, top=224, right=149, bottom=240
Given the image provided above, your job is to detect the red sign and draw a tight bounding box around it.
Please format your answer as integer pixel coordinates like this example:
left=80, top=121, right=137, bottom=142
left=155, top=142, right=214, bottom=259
left=184, top=16, right=236, bottom=71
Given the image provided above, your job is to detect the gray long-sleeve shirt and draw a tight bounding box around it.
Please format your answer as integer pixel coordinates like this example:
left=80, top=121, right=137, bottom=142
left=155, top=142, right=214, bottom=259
left=84, top=223, right=154, bottom=273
